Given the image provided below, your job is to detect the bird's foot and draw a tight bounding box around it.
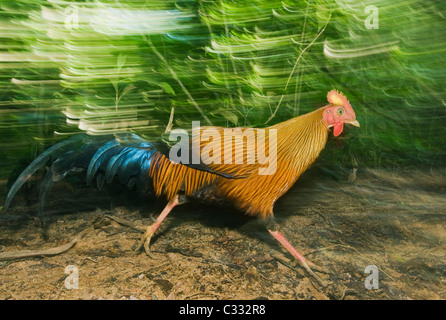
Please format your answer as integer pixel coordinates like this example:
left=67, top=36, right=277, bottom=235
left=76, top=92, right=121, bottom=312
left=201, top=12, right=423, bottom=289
left=292, top=258, right=329, bottom=286
left=306, top=259, right=330, bottom=275
left=135, top=224, right=156, bottom=258
left=293, top=258, right=330, bottom=275
left=133, top=195, right=179, bottom=257
left=268, top=229, right=330, bottom=285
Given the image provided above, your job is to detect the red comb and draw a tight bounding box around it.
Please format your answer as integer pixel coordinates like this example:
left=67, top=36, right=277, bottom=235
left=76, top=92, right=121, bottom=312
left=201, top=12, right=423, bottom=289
left=327, top=90, right=354, bottom=114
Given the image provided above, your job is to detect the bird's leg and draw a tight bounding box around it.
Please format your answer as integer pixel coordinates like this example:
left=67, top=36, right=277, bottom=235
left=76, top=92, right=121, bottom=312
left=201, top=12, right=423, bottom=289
left=136, top=194, right=179, bottom=256
left=268, top=229, right=325, bottom=283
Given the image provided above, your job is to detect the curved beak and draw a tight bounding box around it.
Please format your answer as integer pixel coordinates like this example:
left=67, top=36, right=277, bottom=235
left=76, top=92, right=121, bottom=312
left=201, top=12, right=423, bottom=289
left=347, top=119, right=360, bottom=127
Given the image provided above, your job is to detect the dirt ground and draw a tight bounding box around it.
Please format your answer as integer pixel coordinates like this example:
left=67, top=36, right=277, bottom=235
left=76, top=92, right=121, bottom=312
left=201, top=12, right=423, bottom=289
left=0, top=167, right=445, bottom=300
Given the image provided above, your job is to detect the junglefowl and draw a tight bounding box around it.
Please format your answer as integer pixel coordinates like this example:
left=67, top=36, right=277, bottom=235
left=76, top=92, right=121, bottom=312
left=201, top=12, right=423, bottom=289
left=3, top=90, right=359, bottom=280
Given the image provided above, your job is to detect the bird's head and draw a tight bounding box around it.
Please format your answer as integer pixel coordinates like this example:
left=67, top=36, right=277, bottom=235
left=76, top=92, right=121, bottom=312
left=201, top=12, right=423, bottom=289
left=322, top=90, right=360, bottom=137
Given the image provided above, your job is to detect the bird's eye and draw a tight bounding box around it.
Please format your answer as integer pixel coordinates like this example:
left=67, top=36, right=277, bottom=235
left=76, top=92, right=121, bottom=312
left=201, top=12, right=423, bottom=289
left=337, top=108, right=344, bottom=116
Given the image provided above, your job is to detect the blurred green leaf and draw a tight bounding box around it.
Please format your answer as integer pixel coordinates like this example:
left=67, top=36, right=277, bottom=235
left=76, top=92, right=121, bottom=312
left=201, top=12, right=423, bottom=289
left=212, top=108, right=238, bottom=125
left=116, top=54, right=127, bottom=74
left=159, top=82, right=176, bottom=96
left=120, top=84, right=136, bottom=99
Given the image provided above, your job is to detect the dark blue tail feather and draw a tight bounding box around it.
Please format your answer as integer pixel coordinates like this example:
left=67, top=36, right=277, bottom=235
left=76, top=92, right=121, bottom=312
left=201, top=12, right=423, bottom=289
left=3, top=133, right=159, bottom=227
left=86, top=139, right=121, bottom=185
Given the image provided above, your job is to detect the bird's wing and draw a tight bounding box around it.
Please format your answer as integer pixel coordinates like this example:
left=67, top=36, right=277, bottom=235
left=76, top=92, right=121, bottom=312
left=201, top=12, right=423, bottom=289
left=172, top=126, right=271, bottom=179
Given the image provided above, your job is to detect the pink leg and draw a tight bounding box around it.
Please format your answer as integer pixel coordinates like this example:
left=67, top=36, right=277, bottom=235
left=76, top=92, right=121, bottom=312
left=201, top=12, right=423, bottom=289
left=268, top=229, right=322, bottom=282
left=137, top=195, right=179, bottom=255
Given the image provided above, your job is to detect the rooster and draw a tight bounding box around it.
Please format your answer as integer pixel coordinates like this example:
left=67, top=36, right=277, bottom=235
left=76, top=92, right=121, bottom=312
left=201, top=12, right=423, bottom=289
left=3, top=90, right=359, bottom=280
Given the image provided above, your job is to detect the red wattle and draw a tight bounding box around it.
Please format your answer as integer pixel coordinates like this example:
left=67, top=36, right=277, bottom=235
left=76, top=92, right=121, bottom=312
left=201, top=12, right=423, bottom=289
left=333, top=123, right=344, bottom=137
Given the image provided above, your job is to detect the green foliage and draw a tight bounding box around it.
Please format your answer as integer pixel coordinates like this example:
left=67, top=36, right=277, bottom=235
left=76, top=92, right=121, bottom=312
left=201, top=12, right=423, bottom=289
left=0, top=0, right=445, bottom=193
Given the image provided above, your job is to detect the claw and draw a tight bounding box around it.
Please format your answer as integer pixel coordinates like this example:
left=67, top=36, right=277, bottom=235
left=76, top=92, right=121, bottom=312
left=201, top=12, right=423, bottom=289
left=306, top=259, right=331, bottom=275
left=142, top=232, right=156, bottom=258
left=268, top=229, right=328, bottom=285
left=135, top=225, right=155, bottom=257
left=292, top=258, right=330, bottom=275
left=295, top=259, right=326, bottom=286
left=134, top=195, right=180, bottom=257
left=143, top=238, right=155, bottom=258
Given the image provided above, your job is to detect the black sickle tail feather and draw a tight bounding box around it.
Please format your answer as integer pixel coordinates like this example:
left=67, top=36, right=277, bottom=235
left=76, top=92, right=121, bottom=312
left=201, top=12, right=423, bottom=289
left=3, top=133, right=159, bottom=227
left=3, top=134, right=94, bottom=214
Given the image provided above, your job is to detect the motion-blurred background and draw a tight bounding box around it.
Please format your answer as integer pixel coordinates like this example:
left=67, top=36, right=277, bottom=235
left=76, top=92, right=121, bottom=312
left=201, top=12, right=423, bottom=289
left=1, top=0, right=445, bottom=197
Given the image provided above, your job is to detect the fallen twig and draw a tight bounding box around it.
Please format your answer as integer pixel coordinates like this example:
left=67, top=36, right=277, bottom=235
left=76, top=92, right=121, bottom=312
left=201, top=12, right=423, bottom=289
left=0, top=238, right=77, bottom=262
left=104, top=214, right=146, bottom=232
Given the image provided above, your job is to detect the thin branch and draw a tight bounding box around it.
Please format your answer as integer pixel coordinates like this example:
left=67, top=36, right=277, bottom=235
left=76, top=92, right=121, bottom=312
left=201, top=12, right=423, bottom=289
left=164, top=106, right=175, bottom=133
left=265, top=12, right=332, bottom=124
left=0, top=238, right=77, bottom=262
left=104, top=214, right=145, bottom=233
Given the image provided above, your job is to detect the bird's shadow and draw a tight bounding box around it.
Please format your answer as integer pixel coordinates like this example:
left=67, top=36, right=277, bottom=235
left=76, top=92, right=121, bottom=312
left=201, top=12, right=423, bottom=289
left=2, top=165, right=341, bottom=253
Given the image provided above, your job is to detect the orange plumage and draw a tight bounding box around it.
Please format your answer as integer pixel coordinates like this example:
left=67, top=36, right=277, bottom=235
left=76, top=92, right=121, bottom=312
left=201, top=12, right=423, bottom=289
left=147, top=106, right=329, bottom=220
left=144, top=90, right=359, bottom=224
